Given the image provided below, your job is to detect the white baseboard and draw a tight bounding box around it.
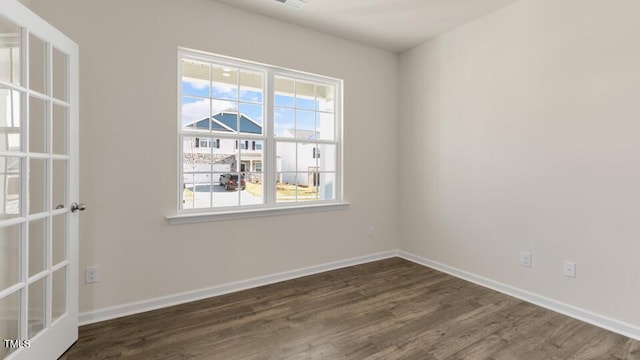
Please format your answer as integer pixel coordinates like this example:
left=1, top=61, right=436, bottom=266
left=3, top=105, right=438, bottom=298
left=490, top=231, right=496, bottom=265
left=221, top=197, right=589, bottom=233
left=397, top=250, right=640, bottom=341
left=78, top=250, right=399, bottom=326
left=79, top=249, right=640, bottom=342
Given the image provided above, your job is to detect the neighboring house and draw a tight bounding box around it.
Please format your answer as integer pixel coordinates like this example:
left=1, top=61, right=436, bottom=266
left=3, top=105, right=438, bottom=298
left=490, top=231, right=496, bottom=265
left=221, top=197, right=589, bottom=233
left=279, top=129, right=321, bottom=187
left=183, top=111, right=263, bottom=186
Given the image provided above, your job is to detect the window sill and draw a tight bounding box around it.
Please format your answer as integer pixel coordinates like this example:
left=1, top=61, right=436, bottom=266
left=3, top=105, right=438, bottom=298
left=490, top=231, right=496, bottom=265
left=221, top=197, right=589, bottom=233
left=166, top=202, right=351, bottom=225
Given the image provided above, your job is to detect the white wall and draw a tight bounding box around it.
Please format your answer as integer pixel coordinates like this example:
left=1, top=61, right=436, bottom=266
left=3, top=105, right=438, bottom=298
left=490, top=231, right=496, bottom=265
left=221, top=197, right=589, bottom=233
left=27, top=0, right=399, bottom=313
left=399, top=0, right=640, bottom=327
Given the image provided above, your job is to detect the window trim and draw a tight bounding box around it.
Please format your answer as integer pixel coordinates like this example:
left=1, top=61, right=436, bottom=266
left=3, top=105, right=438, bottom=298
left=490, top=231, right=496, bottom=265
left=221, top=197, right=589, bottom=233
left=170, top=48, right=345, bottom=221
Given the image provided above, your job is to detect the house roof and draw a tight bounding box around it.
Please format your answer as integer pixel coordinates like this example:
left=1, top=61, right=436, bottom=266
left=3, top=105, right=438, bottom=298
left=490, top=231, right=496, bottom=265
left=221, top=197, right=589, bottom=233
left=283, top=129, right=319, bottom=140
left=185, top=111, right=262, bottom=134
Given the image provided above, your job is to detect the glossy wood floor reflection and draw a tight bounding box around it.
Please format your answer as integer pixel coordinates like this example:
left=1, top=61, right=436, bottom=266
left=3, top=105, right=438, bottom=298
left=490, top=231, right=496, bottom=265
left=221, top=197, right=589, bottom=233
left=59, top=258, right=640, bottom=359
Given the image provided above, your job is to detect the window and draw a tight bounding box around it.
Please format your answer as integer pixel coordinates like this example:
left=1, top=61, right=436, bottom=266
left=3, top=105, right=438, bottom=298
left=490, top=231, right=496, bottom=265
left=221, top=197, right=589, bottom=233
left=178, top=49, right=342, bottom=213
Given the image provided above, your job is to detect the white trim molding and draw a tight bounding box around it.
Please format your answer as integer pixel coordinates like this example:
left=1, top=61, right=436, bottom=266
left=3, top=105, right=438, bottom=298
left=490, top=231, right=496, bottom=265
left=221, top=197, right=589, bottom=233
left=79, top=249, right=640, bottom=342
left=396, top=250, right=640, bottom=342
left=78, top=250, right=397, bottom=325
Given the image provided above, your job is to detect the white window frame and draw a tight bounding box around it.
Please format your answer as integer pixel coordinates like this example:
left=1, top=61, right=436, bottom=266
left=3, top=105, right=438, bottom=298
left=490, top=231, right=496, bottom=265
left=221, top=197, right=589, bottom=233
left=168, top=48, right=348, bottom=224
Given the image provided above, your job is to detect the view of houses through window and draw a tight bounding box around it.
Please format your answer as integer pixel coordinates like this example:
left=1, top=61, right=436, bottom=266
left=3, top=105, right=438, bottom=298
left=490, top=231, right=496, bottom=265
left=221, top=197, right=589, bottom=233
left=179, top=50, right=341, bottom=211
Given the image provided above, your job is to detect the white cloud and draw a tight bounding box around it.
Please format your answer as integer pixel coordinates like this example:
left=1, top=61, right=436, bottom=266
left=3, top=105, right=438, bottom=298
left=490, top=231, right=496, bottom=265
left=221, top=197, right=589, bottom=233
left=181, top=99, right=238, bottom=126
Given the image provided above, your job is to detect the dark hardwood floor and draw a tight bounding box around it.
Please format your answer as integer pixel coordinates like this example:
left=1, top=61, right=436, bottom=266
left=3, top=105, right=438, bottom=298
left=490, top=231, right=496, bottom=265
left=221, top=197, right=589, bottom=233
left=59, top=258, right=640, bottom=359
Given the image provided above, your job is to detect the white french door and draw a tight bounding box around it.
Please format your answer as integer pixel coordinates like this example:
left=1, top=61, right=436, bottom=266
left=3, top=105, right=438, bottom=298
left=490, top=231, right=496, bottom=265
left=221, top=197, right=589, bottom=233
left=0, top=1, right=79, bottom=359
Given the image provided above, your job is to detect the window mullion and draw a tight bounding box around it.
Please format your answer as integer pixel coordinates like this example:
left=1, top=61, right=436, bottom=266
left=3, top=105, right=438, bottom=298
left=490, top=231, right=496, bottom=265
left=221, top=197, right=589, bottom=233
left=265, top=70, right=276, bottom=206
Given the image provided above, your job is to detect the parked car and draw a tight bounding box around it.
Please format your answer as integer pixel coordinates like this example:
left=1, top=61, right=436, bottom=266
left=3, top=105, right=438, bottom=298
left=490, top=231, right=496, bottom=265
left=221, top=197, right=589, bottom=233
left=219, top=173, right=246, bottom=191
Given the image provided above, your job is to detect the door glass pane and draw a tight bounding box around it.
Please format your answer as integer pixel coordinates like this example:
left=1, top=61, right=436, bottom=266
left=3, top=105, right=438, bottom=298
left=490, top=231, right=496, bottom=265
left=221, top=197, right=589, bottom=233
left=52, top=267, right=66, bottom=322
left=0, top=88, right=21, bottom=152
left=0, top=156, right=21, bottom=220
left=0, top=291, right=20, bottom=358
left=29, top=96, right=47, bottom=154
left=0, top=15, right=21, bottom=86
left=52, top=47, right=68, bottom=101
left=52, top=104, right=67, bottom=155
left=52, top=159, right=66, bottom=211
left=29, top=33, right=47, bottom=94
left=28, top=276, right=46, bottom=338
left=28, top=218, right=46, bottom=276
left=0, top=224, right=20, bottom=291
left=29, top=158, right=46, bottom=214
left=52, top=214, right=66, bottom=265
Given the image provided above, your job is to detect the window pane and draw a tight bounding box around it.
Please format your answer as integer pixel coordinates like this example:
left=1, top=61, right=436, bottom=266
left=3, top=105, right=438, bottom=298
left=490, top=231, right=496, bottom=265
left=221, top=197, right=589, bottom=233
left=318, top=143, right=337, bottom=172
left=239, top=70, right=263, bottom=103
left=316, top=84, right=335, bottom=112
left=29, top=158, right=46, bottom=214
left=29, top=218, right=46, bottom=276
left=239, top=103, right=263, bottom=135
left=212, top=65, right=238, bottom=101
left=181, top=59, right=210, bottom=97
left=241, top=173, right=262, bottom=206
left=274, top=107, right=294, bottom=137
left=52, top=47, right=68, bottom=101
left=182, top=173, right=195, bottom=209
left=295, top=80, right=315, bottom=110
left=0, top=156, right=20, bottom=219
left=317, top=112, right=334, bottom=141
left=275, top=76, right=294, bottom=107
left=0, top=15, right=21, bottom=86
left=212, top=103, right=238, bottom=133
left=296, top=173, right=319, bottom=202
left=276, top=172, right=297, bottom=203
left=0, top=88, right=21, bottom=152
left=182, top=97, right=210, bottom=131
left=29, top=33, right=46, bottom=95
left=295, top=110, right=315, bottom=135
left=297, top=143, right=316, bottom=174
left=215, top=172, right=240, bottom=207
left=319, top=172, right=337, bottom=200
left=191, top=173, right=212, bottom=208
left=183, top=136, right=211, bottom=173
left=0, top=224, right=19, bottom=292
left=29, top=96, right=46, bottom=154
left=276, top=142, right=296, bottom=172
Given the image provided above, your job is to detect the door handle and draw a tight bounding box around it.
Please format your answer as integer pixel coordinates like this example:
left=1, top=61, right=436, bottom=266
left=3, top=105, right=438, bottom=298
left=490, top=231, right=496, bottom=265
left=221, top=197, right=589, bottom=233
left=71, top=202, right=87, bottom=212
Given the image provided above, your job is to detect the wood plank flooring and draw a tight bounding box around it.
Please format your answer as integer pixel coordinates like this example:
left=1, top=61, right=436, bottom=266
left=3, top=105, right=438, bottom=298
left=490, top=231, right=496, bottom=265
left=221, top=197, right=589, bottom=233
left=59, top=258, right=640, bottom=359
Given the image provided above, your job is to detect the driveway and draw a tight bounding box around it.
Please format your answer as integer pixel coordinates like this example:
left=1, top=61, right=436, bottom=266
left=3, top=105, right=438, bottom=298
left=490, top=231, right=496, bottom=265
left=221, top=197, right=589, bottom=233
left=188, top=184, right=262, bottom=207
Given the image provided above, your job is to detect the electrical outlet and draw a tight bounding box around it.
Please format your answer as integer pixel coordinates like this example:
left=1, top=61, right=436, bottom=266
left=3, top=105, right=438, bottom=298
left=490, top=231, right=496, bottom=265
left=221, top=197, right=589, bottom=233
left=85, top=266, right=99, bottom=284
left=519, top=252, right=532, bottom=268
left=563, top=261, right=576, bottom=278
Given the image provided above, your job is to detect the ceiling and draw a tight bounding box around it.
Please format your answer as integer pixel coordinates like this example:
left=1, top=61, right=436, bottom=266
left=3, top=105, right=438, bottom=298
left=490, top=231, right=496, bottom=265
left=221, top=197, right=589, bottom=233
left=213, top=0, right=521, bottom=53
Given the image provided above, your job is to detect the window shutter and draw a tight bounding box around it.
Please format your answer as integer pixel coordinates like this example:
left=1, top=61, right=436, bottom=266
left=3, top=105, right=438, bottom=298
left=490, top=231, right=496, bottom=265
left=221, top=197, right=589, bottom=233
left=195, top=138, right=200, bottom=148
